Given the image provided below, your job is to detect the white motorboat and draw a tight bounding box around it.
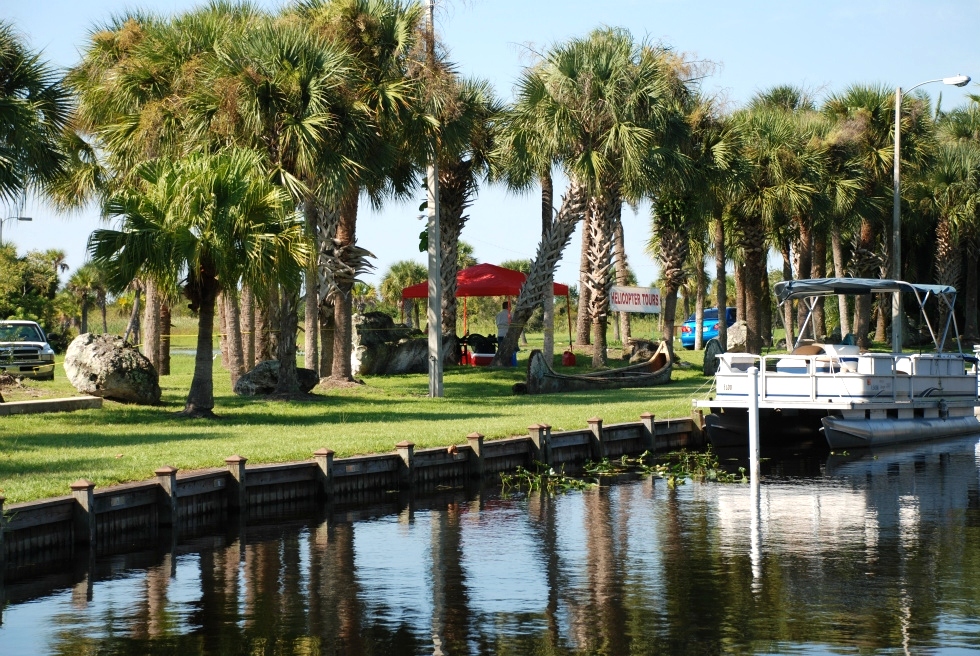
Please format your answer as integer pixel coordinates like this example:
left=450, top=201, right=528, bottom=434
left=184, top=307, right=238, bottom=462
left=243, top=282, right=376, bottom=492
left=695, top=278, right=980, bottom=449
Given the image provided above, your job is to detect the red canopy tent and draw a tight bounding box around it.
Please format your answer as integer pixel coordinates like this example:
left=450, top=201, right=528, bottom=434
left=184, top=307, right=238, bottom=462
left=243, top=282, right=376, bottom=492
left=401, top=263, right=572, bottom=341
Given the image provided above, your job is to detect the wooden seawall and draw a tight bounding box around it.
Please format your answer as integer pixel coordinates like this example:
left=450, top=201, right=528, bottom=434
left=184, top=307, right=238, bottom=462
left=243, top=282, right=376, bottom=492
left=0, top=413, right=701, bottom=567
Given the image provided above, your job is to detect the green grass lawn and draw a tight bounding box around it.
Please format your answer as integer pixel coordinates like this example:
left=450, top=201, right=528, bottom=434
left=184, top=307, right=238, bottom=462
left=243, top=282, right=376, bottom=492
left=0, top=335, right=716, bottom=503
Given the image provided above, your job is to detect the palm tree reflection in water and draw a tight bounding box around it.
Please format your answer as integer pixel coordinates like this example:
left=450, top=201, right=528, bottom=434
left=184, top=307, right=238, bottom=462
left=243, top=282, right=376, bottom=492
left=5, top=438, right=980, bottom=654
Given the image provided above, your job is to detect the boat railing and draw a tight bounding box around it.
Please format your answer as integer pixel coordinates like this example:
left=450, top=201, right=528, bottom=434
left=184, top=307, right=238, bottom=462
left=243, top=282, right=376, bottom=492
left=715, top=350, right=975, bottom=404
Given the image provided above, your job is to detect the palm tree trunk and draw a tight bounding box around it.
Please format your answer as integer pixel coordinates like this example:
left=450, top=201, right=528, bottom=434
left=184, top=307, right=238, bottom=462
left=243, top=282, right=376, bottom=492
left=852, top=218, right=877, bottom=349
left=714, top=216, right=728, bottom=348
left=495, top=181, right=587, bottom=365
left=275, top=285, right=301, bottom=394
left=811, top=232, right=827, bottom=339
left=242, top=286, right=255, bottom=371
left=331, top=190, right=359, bottom=382
left=225, top=287, right=245, bottom=387
left=142, top=279, right=161, bottom=371
left=183, top=273, right=219, bottom=418
left=575, top=208, right=593, bottom=346
left=438, top=159, right=472, bottom=341
left=794, top=222, right=812, bottom=336
left=541, top=172, right=556, bottom=364
left=124, top=286, right=141, bottom=345
left=255, top=291, right=275, bottom=362
left=304, top=265, right=318, bottom=374
left=694, top=264, right=706, bottom=350
left=80, top=302, right=89, bottom=334
left=781, top=240, right=795, bottom=346
left=963, top=234, right=979, bottom=342
left=218, top=293, right=229, bottom=370
left=100, top=301, right=108, bottom=334
left=739, top=221, right=767, bottom=354
left=587, top=192, right=618, bottom=368
left=159, top=303, right=171, bottom=376
left=761, top=270, right=773, bottom=347
left=319, top=303, right=334, bottom=380
left=612, top=209, right=631, bottom=347
left=934, top=216, right=961, bottom=351
left=831, top=227, right=850, bottom=337
left=735, top=262, right=746, bottom=322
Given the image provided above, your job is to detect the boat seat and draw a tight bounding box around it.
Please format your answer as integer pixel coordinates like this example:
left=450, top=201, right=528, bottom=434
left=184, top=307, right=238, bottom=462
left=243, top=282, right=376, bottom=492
left=791, top=344, right=824, bottom=356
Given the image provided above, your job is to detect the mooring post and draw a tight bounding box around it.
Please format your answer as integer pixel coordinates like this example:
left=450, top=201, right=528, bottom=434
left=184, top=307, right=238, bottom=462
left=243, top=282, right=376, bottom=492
left=313, top=449, right=334, bottom=499
left=70, top=479, right=97, bottom=546
left=224, top=455, right=248, bottom=512
left=528, top=424, right=551, bottom=466
left=748, top=366, right=760, bottom=482
left=396, top=441, right=415, bottom=487
left=466, top=433, right=484, bottom=478
left=587, top=417, right=605, bottom=461
left=640, top=412, right=657, bottom=452
left=154, top=466, right=179, bottom=527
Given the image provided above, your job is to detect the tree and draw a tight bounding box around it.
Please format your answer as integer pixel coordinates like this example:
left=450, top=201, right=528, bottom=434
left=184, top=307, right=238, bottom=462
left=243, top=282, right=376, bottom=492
left=90, top=149, right=308, bottom=417
left=379, top=260, right=427, bottom=328
left=823, top=85, right=932, bottom=347
left=0, top=21, right=70, bottom=203
left=494, top=28, right=691, bottom=367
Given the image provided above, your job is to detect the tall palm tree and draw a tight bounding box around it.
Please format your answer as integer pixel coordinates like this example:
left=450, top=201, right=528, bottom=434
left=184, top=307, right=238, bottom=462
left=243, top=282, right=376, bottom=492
left=823, top=84, right=932, bottom=347
left=436, top=77, right=502, bottom=337
left=494, top=28, right=691, bottom=367
left=90, top=149, right=308, bottom=417
left=296, top=0, right=426, bottom=383
left=0, top=21, right=71, bottom=203
left=727, top=107, right=822, bottom=353
left=66, top=264, right=97, bottom=334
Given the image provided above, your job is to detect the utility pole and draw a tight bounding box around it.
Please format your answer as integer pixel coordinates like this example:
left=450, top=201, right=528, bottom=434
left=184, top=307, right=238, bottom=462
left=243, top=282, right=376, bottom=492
left=425, top=0, right=443, bottom=397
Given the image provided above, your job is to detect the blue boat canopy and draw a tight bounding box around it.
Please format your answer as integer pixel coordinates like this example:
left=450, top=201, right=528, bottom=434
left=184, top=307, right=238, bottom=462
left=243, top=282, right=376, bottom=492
left=773, top=278, right=956, bottom=304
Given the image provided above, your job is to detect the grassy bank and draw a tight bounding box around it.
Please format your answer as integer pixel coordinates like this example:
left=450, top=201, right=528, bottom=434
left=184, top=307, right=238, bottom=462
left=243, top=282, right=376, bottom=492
left=0, top=337, right=714, bottom=503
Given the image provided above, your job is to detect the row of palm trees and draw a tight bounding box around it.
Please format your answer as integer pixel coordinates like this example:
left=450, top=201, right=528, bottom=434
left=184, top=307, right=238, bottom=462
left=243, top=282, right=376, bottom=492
left=5, top=4, right=980, bottom=415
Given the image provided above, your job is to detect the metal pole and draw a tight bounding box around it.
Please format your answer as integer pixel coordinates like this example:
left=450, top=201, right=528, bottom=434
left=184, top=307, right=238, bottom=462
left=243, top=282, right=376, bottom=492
left=892, top=86, right=903, bottom=354
left=748, top=366, right=760, bottom=482
left=425, top=0, right=443, bottom=397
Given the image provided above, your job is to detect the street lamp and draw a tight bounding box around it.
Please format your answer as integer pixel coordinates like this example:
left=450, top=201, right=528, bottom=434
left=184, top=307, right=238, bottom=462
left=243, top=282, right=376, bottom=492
left=0, top=215, right=32, bottom=246
left=892, top=73, right=971, bottom=353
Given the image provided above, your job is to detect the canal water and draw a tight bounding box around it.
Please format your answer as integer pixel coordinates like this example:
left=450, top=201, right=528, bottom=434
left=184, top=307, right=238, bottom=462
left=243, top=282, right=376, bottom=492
left=2, top=436, right=980, bottom=655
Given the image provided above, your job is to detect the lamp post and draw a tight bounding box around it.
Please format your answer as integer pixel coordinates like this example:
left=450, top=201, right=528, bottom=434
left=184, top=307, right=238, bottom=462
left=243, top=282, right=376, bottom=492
left=892, top=74, right=971, bottom=354
left=0, top=215, right=32, bottom=246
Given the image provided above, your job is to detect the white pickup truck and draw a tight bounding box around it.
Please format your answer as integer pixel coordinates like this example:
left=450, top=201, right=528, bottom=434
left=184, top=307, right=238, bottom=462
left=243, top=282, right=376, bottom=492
left=0, top=320, right=56, bottom=380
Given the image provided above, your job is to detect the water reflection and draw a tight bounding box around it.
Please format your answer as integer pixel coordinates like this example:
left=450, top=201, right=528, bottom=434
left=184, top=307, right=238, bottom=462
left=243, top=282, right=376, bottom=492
left=3, top=436, right=980, bottom=655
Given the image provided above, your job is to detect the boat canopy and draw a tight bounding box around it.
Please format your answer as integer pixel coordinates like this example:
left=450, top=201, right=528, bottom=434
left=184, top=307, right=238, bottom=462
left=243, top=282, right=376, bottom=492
left=774, top=278, right=956, bottom=304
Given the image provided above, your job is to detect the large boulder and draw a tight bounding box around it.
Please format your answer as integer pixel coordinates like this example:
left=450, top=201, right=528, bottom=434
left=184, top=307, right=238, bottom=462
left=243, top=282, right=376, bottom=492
left=64, top=333, right=161, bottom=404
left=352, top=312, right=458, bottom=376
left=234, top=360, right=318, bottom=396
left=727, top=321, right=749, bottom=352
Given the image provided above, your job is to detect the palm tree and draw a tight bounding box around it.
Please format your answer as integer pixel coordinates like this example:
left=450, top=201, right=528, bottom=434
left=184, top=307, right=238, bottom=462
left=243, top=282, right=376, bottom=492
left=823, top=85, right=932, bottom=347
left=90, top=149, right=308, bottom=417
left=494, top=28, right=691, bottom=367
left=296, top=0, right=426, bottom=383
left=66, top=264, right=97, bottom=334
left=380, top=260, right=427, bottom=328
left=436, top=77, right=502, bottom=337
left=727, top=107, right=822, bottom=353
left=0, top=21, right=70, bottom=203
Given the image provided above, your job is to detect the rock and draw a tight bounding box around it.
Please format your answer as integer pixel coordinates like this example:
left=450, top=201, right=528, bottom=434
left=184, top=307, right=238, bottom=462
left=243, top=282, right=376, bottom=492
left=727, top=321, right=749, bottom=352
left=352, top=312, right=458, bottom=376
left=628, top=339, right=660, bottom=364
left=64, top=333, right=161, bottom=404
left=703, top=337, right=725, bottom=376
left=234, top=360, right=318, bottom=396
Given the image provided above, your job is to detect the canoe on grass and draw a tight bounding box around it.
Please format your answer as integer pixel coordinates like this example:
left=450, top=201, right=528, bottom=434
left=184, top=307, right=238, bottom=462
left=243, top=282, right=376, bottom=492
left=523, top=341, right=672, bottom=395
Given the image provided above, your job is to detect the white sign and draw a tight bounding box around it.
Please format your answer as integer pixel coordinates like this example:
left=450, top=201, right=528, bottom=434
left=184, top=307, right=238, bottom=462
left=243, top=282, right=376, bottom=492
left=609, top=286, right=661, bottom=314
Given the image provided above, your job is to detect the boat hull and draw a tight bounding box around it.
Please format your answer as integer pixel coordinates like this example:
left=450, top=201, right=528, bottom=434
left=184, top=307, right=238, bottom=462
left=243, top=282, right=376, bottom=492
left=524, top=345, right=671, bottom=395
left=704, top=409, right=824, bottom=448
left=821, top=415, right=980, bottom=450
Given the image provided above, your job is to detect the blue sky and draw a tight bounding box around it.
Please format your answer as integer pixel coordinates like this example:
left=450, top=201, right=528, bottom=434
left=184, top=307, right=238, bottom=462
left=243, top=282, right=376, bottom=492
left=5, top=0, right=979, bottom=290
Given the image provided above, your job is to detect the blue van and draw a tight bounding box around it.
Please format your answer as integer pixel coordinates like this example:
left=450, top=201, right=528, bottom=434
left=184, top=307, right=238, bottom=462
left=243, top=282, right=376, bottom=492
left=679, top=307, right=737, bottom=349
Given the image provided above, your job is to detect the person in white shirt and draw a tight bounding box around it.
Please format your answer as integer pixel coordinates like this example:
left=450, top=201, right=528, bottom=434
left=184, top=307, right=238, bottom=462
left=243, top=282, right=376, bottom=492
left=495, top=301, right=510, bottom=341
